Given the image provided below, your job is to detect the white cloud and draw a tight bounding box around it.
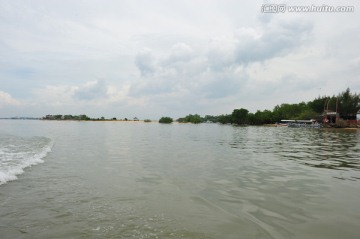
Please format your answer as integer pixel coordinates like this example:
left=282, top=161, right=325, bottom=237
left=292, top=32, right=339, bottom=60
left=32, top=85, right=76, bottom=107
left=130, top=18, right=314, bottom=103
left=0, top=0, right=359, bottom=118
left=167, top=42, right=194, bottom=63
left=32, top=80, right=129, bottom=106
left=135, top=48, right=157, bottom=77
left=0, top=91, right=21, bottom=108
left=73, top=80, right=108, bottom=101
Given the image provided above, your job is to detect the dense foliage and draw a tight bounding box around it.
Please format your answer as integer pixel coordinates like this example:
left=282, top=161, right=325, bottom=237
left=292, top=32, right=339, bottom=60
left=337, top=88, right=360, bottom=119
left=43, top=115, right=128, bottom=121
left=159, top=117, right=173, bottom=124
left=43, top=114, right=91, bottom=120
left=177, top=114, right=202, bottom=124
left=43, top=88, right=358, bottom=125
left=177, top=88, right=359, bottom=125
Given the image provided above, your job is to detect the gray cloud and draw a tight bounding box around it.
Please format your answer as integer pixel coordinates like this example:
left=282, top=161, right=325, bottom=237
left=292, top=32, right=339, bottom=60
left=235, top=21, right=312, bottom=64
left=73, top=80, right=108, bottom=101
left=165, top=42, right=194, bottom=64
left=0, top=1, right=359, bottom=118
left=135, top=49, right=157, bottom=77
left=130, top=18, right=313, bottom=102
left=206, top=19, right=313, bottom=71
left=203, top=78, right=242, bottom=99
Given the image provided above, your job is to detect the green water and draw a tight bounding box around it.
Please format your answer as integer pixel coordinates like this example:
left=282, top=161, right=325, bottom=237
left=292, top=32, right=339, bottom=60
left=1, top=120, right=359, bottom=239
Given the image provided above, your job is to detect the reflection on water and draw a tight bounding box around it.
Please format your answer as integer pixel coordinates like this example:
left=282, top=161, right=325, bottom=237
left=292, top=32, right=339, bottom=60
left=277, top=128, right=359, bottom=174
left=214, top=126, right=360, bottom=238
left=226, top=126, right=360, bottom=179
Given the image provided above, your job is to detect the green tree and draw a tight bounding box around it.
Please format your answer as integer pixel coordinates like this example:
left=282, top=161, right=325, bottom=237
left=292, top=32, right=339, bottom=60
left=217, top=114, right=232, bottom=124
left=307, top=96, right=328, bottom=113
left=296, top=109, right=319, bottom=120
left=186, top=114, right=202, bottom=123
left=177, top=114, right=203, bottom=123
left=54, top=115, right=63, bottom=120
left=203, top=115, right=218, bottom=123
left=272, top=103, right=308, bottom=121
left=253, top=110, right=274, bottom=124
left=79, top=114, right=90, bottom=120
left=190, top=114, right=202, bottom=124
left=247, top=113, right=255, bottom=125
left=159, top=117, right=173, bottom=124
left=338, top=88, right=360, bottom=120
left=231, top=108, right=249, bottom=124
left=177, top=117, right=186, bottom=123
left=64, top=115, right=74, bottom=120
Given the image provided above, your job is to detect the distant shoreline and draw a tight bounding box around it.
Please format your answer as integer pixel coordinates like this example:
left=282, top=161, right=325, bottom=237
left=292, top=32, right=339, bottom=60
left=0, top=118, right=150, bottom=122
left=41, top=119, right=150, bottom=123
left=2, top=118, right=359, bottom=129
left=0, top=117, right=40, bottom=120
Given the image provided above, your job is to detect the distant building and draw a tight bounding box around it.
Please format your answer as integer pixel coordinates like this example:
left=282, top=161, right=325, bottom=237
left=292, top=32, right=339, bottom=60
left=43, top=115, right=55, bottom=120
left=323, top=111, right=339, bottom=125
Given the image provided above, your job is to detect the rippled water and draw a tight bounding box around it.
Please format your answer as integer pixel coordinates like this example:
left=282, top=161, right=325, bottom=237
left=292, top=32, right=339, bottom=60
left=0, top=120, right=359, bottom=239
left=0, top=134, right=52, bottom=185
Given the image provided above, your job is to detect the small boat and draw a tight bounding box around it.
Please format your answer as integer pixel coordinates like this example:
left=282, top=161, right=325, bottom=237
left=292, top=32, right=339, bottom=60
left=281, top=120, right=322, bottom=128
left=288, top=122, right=321, bottom=128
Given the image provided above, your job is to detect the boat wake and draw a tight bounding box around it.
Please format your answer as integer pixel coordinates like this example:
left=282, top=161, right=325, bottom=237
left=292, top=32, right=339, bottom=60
left=0, top=135, right=53, bottom=185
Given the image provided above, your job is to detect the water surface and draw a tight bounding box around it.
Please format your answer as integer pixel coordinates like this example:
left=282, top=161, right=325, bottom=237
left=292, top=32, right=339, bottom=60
left=1, top=120, right=359, bottom=239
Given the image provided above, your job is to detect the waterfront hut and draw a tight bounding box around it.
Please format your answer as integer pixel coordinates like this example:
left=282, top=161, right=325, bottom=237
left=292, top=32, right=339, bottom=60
left=323, top=111, right=339, bottom=125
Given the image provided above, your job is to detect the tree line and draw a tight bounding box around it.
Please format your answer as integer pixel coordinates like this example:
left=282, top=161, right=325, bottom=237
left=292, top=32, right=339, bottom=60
left=43, top=114, right=120, bottom=121
left=172, top=88, right=359, bottom=125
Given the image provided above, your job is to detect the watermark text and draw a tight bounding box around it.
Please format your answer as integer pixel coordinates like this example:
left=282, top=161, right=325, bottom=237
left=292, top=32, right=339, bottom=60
left=261, top=4, right=354, bottom=13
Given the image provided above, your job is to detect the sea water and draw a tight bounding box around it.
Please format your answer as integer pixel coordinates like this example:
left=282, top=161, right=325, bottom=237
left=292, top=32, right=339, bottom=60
left=0, top=134, right=52, bottom=185
left=0, top=120, right=359, bottom=239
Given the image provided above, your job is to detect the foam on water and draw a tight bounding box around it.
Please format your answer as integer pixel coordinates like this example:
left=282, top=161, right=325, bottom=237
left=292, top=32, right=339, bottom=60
left=0, top=134, right=53, bottom=185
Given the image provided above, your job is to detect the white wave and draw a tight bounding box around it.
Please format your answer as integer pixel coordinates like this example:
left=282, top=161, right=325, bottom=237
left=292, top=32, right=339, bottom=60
left=0, top=135, right=53, bottom=185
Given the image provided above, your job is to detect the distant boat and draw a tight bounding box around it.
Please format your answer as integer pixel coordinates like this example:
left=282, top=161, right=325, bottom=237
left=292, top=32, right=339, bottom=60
left=288, top=122, right=321, bottom=128
left=281, top=120, right=322, bottom=128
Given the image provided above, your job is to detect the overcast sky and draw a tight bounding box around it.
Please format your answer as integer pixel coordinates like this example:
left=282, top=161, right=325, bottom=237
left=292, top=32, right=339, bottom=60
left=1, top=0, right=359, bottom=119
